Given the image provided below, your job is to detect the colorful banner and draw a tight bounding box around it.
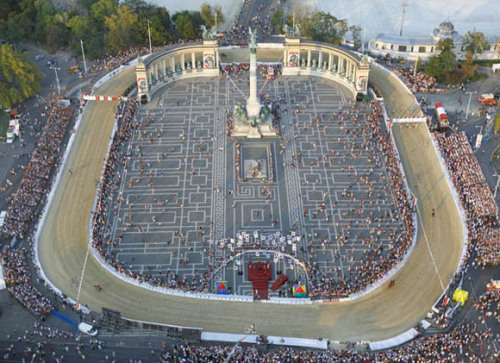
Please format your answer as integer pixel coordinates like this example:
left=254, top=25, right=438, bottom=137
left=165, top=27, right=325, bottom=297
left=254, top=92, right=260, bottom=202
left=293, top=284, right=307, bottom=297
left=288, top=50, right=300, bottom=67
left=357, top=75, right=367, bottom=91
left=204, top=53, right=215, bottom=69
left=216, top=281, right=229, bottom=295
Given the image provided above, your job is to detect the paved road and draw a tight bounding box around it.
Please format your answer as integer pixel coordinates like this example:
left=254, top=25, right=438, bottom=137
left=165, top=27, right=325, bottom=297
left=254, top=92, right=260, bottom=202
left=37, top=57, right=463, bottom=341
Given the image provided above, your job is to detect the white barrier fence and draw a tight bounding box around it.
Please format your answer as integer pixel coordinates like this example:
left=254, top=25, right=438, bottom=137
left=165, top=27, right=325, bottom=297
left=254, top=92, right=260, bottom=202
left=200, top=332, right=328, bottom=350
left=392, top=117, right=427, bottom=123
left=369, top=328, right=419, bottom=351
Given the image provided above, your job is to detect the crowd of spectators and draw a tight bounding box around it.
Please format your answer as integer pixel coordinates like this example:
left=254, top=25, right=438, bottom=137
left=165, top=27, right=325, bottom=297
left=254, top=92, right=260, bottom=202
left=435, top=132, right=499, bottom=264
left=89, top=101, right=212, bottom=293
left=90, top=89, right=416, bottom=299
left=376, top=57, right=438, bottom=92
left=305, top=100, right=415, bottom=297
left=1, top=248, right=53, bottom=316
left=0, top=105, right=74, bottom=238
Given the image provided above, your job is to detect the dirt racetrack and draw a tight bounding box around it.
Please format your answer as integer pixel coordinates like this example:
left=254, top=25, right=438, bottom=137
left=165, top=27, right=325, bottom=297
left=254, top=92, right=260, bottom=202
left=37, top=60, right=463, bottom=341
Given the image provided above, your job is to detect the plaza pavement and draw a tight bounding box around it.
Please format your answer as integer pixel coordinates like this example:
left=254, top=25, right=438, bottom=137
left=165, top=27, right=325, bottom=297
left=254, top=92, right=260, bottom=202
left=37, top=59, right=463, bottom=341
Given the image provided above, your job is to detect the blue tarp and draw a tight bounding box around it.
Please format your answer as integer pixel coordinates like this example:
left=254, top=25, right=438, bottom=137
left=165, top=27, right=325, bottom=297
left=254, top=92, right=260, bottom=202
left=51, top=310, right=78, bottom=333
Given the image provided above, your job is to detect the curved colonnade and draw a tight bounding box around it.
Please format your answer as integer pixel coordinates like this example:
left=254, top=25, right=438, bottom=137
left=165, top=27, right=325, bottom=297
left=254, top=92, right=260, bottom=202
left=36, top=41, right=464, bottom=342
left=137, top=38, right=370, bottom=103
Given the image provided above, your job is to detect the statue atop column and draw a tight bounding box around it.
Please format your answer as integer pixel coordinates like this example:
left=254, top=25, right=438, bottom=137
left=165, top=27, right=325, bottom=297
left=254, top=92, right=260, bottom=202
left=249, top=27, right=257, bottom=54
left=283, top=24, right=301, bottom=38
left=201, top=25, right=218, bottom=40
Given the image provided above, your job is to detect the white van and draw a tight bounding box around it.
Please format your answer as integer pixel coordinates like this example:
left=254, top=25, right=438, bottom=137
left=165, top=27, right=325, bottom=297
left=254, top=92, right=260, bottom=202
left=78, top=322, right=98, bottom=336
left=0, top=211, right=6, bottom=229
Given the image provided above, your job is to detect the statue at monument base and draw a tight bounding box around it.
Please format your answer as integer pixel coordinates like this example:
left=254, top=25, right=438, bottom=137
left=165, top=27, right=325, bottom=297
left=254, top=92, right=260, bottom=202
left=232, top=103, right=276, bottom=139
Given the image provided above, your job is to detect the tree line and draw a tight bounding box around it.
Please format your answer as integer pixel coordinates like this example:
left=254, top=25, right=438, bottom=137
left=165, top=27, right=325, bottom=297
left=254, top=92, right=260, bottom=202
left=423, top=31, right=490, bottom=84
left=0, top=0, right=224, bottom=58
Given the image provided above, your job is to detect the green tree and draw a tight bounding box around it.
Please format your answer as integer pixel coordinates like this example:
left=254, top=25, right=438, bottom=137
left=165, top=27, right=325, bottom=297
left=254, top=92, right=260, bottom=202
left=173, top=11, right=202, bottom=40
left=78, top=0, right=99, bottom=11
left=91, top=0, right=118, bottom=26
left=349, top=25, right=362, bottom=49
left=0, top=0, right=20, bottom=21
left=104, top=5, right=140, bottom=54
left=0, top=44, right=42, bottom=109
left=200, top=3, right=214, bottom=26
left=308, top=11, right=345, bottom=44
left=424, top=39, right=457, bottom=83
left=462, top=31, right=489, bottom=57
left=33, top=0, right=56, bottom=43
left=137, top=7, right=173, bottom=46
left=271, top=10, right=283, bottom=33
left=460, top=52, right=478, bottom=79
left=213, top=5, right=224, bottom=27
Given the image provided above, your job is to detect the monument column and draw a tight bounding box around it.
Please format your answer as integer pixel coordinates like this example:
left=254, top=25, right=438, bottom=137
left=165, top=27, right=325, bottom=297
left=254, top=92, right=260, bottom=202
left=246, top=28, right=260, bottom=117
left=283, top=49, right=287, bottom=65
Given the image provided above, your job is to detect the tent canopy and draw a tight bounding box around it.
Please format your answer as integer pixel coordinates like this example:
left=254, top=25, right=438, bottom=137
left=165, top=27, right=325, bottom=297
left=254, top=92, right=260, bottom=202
left=452, top=288, right=469, bottom=305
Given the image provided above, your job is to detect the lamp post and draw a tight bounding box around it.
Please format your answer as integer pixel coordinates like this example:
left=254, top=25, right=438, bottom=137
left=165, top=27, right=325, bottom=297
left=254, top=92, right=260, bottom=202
left=80, top=39, right=88, bottom=74
left=147, top=19, right=152, bottom=54
left=49, top=66, right=61, bottom=95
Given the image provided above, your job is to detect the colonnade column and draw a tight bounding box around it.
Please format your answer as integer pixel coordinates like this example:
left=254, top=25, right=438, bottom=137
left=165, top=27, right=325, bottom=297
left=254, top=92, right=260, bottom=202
left=318, top=51, right=323, bottom=69
left=307, top=50, right=311, bottom=67
left=162, top=59, right=166, bottom=77
left=180, top=54, right=185, bottom=71
left=192, top=52, right=196, bottom=69
left=170, top=57, right=175, bottom=73
left=328, top=53, right=332, bottom=71
left=154, top=63, right=159, bottom=81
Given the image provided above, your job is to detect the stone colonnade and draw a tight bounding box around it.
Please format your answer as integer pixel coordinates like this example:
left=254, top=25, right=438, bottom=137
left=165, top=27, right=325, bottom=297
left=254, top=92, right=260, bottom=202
left=136, top=40, right=219, bottom=102
left=281, top=38, right=370, bottom=97
left=136, top=38, right=370, bottom=102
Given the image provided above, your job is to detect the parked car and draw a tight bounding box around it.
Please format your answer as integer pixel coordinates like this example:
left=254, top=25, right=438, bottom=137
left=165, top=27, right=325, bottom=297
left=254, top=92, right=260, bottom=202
left=34, top=54, right=44, bottom=61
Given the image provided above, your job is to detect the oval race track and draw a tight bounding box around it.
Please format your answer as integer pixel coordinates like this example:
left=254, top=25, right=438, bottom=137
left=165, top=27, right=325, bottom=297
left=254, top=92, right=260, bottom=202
left=37, top=61, right=464, bottom=341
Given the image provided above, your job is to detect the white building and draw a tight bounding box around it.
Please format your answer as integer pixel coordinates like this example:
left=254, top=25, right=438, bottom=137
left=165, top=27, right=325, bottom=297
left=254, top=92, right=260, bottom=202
left=368, top=21, right=500, bottom=61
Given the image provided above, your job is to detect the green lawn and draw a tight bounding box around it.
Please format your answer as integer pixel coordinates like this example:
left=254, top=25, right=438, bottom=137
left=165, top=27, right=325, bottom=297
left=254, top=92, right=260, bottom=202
left=0, top=112, right=9, bottom=142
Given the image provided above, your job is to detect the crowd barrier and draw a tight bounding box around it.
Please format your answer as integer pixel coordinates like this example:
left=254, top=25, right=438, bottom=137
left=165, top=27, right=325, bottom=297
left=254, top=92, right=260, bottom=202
left=258, top=43, right=284, bottom=49
left=0, top=259, right=6, bottom=290
left=200, top=332, right=328, bottom=350
left=263, top=297, right=312, bottom=304
left=393, top=117, right=427, bottom=123
left=368, top=327, right=419, bottom=351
